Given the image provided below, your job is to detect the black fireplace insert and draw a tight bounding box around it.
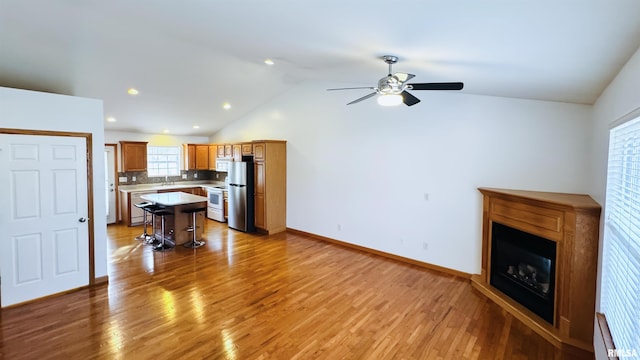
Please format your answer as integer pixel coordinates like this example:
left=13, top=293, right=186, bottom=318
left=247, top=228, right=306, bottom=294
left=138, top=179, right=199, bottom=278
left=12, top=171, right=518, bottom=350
left=490, top=222, right=556, bottom=324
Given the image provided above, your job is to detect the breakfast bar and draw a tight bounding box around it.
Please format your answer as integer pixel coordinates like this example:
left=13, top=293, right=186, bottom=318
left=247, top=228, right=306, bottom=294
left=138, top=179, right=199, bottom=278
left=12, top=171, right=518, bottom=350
left=141, top=192, right=208, bottom=246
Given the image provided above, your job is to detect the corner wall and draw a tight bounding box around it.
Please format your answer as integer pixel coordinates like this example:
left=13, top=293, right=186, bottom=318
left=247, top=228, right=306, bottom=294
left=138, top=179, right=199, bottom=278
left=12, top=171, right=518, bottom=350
left=590, top=46, right=640, bottom=360
left=212, top=83, right=592, bottom=274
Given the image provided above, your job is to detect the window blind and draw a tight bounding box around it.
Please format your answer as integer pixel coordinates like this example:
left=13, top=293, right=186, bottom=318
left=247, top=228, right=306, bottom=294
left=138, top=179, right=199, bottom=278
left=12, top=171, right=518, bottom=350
left=601, top=115, right=640, bottom=355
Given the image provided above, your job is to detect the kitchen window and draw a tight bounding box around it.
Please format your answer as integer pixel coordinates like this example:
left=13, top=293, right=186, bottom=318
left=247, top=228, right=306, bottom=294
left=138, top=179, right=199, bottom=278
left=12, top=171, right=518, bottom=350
left=600, top=113, right=640, bottom=355
left=147, top=146, right=180, bottom=177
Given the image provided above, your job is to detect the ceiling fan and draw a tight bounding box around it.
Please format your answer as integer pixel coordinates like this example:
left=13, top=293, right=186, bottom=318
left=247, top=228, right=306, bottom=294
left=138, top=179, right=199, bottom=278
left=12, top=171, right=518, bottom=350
left=327, top=55, right=464, bottom=106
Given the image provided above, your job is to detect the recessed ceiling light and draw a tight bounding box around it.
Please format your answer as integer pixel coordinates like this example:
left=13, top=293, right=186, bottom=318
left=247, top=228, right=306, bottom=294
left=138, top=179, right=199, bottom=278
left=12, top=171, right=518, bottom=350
left=193, top=125, right=200, bottom=129
left=223, top=102, right=231, bottom=110
left=162, top=129, right=170, bottom=134
left=264, top=59, right=274, bottom=66
left=127, top=88, right=139, bottom=96
left=106, top=116, right=117, bottom=122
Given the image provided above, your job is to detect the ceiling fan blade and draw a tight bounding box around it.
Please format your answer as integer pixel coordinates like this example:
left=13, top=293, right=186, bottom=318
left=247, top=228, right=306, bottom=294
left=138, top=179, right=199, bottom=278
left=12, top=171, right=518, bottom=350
left=347, top=92, right=377, bottom=105
left=394, top=73, right=415, bottom=82
left=327, top=86, right=375, bottom=91
left=401, top=91, right=420, bottom=106
left=408, top=82, right=464, bottom=91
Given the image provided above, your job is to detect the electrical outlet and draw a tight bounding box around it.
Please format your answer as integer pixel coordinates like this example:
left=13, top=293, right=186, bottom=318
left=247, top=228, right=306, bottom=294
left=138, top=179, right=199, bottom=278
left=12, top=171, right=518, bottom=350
left=181, top=173, right=187, bottom=179
left=194, top=172, right=198, bottom=179
left=132, top=176, right=136, bottom=182
left=118, top=176, right=127, bottom=183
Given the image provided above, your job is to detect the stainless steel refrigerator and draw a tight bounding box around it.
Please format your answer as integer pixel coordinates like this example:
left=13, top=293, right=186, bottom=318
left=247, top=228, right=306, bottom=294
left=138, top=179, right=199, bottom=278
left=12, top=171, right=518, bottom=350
left=228, top=160, right=255, bottom=232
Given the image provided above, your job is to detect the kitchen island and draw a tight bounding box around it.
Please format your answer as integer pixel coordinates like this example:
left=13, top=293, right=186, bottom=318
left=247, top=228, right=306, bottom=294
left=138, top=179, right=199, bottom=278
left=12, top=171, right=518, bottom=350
left=141, top=192, right=208, bottom=246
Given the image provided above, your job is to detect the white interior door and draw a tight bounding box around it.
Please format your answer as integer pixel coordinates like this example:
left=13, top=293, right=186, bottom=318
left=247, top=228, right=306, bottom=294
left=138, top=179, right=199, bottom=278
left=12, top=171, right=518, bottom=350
left=0, top=134, right=90, bottom=307
left=105, top=146, right=116, bottom=224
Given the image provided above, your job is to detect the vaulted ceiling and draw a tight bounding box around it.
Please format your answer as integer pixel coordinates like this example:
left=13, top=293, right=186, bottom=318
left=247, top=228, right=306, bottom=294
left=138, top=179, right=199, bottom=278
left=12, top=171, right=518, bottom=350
left=2, top=1, right=640, bottom=136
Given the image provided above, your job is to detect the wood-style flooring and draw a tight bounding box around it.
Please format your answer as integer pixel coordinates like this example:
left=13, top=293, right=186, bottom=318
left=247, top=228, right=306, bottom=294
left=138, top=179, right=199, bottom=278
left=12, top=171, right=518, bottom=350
left=0, top=220, right=560, bottom=359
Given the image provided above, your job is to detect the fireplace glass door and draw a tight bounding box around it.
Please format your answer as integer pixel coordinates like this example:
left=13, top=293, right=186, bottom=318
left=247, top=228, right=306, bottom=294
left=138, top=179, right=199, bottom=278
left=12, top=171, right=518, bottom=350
left=490, top=222, right=557, bottom=324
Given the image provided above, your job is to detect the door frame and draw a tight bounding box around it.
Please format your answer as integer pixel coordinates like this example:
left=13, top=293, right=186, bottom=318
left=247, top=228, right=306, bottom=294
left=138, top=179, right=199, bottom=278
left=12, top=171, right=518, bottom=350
left=0, top=128, right=96, bottom=287
left=105, top=143, right=119, bottom=224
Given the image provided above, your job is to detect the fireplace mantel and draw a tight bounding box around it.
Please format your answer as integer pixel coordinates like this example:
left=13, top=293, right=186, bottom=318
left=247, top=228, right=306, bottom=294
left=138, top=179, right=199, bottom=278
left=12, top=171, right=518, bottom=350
left=471, top=188, right=601, bottom=359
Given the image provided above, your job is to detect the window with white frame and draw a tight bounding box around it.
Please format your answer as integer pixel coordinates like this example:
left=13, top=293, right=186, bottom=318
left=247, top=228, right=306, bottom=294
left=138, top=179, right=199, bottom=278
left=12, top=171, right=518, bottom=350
left=601, top=114, right=640, bottom=355
left=147, top=146, right=180, bottom=177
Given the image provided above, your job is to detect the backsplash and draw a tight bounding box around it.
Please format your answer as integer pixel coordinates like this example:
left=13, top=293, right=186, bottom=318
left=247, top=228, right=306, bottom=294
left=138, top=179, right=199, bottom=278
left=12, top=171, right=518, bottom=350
left=118, top=170, right=227, bottom=185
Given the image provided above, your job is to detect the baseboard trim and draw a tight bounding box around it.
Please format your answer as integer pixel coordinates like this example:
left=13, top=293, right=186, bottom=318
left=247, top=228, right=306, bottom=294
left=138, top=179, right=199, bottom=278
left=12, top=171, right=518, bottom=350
left=93, top=275, right=109, bottom=286
left=286, top=227, right=471, bottom=279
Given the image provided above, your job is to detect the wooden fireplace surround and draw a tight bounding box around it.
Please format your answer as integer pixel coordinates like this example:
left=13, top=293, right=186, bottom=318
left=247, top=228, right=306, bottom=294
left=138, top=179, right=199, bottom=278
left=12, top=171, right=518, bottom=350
left=471, top=188, right=601, bottom=357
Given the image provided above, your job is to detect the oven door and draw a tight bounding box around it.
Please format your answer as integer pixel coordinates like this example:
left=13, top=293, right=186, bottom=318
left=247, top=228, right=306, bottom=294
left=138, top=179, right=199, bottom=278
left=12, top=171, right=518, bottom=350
left=206, top=188, right=226, bottom=222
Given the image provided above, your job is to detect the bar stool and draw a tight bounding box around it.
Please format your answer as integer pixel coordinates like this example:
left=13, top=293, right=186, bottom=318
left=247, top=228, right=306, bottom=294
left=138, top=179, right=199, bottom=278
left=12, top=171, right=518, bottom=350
left=134, top=202, right=154, bottom=241
left=182, top=207, right=207, bottom=249
left=142, top=204, right=162, bottom=245
left=151, top=208, right=174, bottom=252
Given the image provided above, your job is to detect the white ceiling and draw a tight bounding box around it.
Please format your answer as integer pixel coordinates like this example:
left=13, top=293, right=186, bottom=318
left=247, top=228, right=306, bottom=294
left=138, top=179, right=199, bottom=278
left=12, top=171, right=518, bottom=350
left=2, top=1, right=640, bottom=136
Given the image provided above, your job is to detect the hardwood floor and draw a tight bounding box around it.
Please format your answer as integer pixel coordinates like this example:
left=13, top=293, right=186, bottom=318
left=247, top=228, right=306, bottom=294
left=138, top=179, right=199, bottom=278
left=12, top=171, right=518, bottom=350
left=0, top=220, right=561, bottom=359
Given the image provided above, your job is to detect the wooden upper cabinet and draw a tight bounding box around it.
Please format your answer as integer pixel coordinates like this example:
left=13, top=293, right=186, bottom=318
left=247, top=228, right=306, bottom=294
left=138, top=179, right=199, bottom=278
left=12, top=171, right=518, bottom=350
left=183, top=144, right=209, bottom=170
left=184, top=144, right=196, bottom=170
left=208, top=145, right=217, bottom=170
left=195, top=145, right=209, bottom=170
left=232, top=144, right=242, bottom=162
left=120, top=141, right=148, bottom=172
left=241, top=143, right=253, bottom=156
left=253, top=142, right=265, bottom=161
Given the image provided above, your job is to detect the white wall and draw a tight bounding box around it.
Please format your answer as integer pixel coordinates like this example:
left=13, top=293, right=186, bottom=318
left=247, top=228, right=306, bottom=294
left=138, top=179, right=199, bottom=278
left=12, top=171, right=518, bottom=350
left=0, top=86, right=107, bottom=279
left=105, top=130, right=209, bottom=171
left=212, top=82, right=592, bottom=274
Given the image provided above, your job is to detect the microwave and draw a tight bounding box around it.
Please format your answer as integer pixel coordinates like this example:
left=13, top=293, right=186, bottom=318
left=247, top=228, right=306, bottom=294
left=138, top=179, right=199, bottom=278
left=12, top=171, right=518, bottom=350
left=215, top=158, right=231, bottom=172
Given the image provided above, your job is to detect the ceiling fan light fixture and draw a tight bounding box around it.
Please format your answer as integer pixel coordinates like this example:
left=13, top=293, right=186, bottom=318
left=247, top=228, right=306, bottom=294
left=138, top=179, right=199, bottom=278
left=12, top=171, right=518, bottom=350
left=377, top=94, right=403, bottom=106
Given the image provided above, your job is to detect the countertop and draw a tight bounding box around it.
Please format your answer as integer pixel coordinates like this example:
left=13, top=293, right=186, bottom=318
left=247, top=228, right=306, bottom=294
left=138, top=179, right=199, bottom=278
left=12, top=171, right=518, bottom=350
left=140, top=192, right=208, bottom=206
left=119, top=181, right=226, bottom=193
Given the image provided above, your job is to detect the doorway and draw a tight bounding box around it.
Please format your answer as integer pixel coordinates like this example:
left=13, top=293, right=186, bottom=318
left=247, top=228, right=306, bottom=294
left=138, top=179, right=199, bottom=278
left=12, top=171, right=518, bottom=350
left=105, top=144, right=117, bottom=224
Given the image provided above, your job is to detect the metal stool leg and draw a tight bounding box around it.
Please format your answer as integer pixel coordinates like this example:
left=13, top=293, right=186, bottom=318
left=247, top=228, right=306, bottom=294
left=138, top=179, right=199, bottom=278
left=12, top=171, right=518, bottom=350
left=144, top=209, right=159, bottom=245
left=135, top=203, right=151, bottom=240
left=183, top=208, right=206, bottom=249
left=153, top=210, right=174, bottom=252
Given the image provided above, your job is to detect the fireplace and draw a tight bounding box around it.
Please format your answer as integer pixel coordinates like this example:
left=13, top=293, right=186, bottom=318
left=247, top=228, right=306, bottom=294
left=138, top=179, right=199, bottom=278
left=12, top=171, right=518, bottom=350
left=490, top=222, right=556, bottom=324
left=471, top=188, right=600, bottom=358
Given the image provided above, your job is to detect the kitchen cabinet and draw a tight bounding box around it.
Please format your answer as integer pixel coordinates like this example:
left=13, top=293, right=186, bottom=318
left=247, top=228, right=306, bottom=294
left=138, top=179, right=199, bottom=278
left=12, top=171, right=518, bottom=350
left=217, top=145, right=225, bottom=158
left=224, top=191, right=229, bottom=220
left=241, top=143, right=253, bottom=156
left=195, top=145, right=209, bottom=169
left=158, top=187, right=203, bottom=195
left=208, top=145, right=217, bottom=170
left=183, top=144, right=210, bottom=170
left=224, top=144, right=233, bottom=158
left=232, top=144, right=242, bottom=162
left=120, top=141, right=148, bottom=172
left=120, top=189, right=157, bottom=226
left=252, top=140, right=286, bottom=234
left=185, top=144, right=195, bottom=170
left=253, top=142, right=265, bottom=161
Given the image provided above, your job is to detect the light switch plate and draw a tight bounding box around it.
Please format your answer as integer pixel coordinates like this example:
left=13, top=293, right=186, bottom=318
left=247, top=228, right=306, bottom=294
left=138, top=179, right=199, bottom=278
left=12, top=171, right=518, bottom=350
left=118, top=176, right=127, bottom=183
left=182, top=174, right=187, bottom=179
